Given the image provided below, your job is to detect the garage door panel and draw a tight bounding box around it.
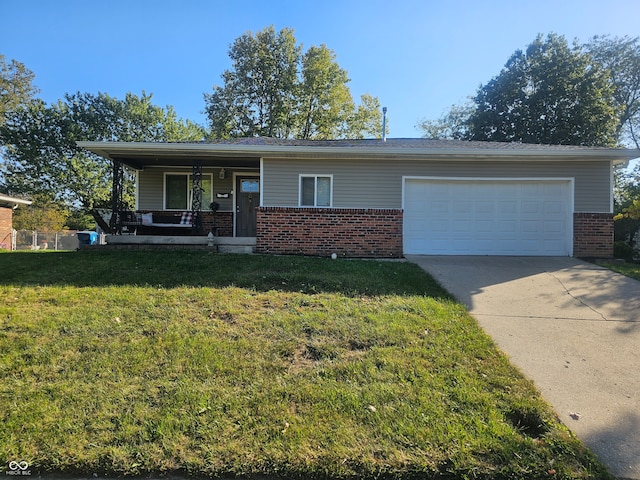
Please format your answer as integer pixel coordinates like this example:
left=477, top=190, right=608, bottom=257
left=476, top=201, right=495, bottom=213
left=475, top=220, right=494, bottom=232
left=522, top=202, right=541, bottom=214
left=500, top=202, right=517, bottom=214
left=404, top=179, right=571, bottom=256
left=452, top=201, right=473, bottom=213
left=497, top=220, right=517, bottom=233
left=544, top=220, right=563, bottom=233
left=543, top=183, right=564, bottom=196
left=431, top=201, right=449, bottom=214
left=544, top=201, right=562, bottom=214
left=521, top=220, right=539, bottom=232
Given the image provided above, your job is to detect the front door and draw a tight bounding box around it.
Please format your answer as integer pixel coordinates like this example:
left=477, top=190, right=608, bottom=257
left=236, top=176, right=259, bottom=237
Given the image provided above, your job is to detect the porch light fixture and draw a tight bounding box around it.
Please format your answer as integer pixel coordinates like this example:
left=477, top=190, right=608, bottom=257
left=219, top=168, right=226, bottom=179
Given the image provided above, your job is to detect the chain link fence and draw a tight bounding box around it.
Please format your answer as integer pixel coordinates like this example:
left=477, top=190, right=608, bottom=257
left=11, top=230, right=80, bottom=251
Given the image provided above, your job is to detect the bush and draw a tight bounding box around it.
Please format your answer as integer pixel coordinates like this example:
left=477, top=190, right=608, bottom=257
left=614, top=241, right=636, bottom=262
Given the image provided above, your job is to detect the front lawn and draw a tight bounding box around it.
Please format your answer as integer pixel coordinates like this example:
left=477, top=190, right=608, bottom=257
left=0, top=251, right=609, bottom=479
left=597, top=259, right=640, bottom=281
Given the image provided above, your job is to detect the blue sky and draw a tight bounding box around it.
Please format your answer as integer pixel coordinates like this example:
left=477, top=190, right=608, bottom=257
left=2, top=0, right=639, bottom=138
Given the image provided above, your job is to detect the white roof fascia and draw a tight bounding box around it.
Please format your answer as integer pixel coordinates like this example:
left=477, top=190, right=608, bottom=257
left=0, top=194, right=32, bottom=207
left=76, top=141, right=640, bottom=164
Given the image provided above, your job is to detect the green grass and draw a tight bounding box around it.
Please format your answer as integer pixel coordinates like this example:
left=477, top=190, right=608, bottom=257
left=0, top=251, right=610, bottom=479
left=597, top=259, right=640, bottom=281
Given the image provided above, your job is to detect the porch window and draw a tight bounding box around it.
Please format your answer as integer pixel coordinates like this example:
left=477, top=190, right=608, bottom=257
left=164, top=173, right=213, bottom=210
left=300, top=175, right=332, bottom=207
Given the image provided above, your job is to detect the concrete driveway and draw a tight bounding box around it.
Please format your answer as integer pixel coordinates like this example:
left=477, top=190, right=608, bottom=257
left=406, top=256, right=640, bottom=480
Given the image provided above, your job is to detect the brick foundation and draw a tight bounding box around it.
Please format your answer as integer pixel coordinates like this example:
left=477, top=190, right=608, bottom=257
left=256, top=207, right=403, bottom=258
left=0, top=207, right=13, bottom=250
left=573, top=213, right=614, bottom=258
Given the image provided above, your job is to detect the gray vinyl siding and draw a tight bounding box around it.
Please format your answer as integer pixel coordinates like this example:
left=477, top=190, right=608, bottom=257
left=137, top=167, right=236, bottom=211
left=137, top=169, right=164, bottom=209
left=262, top=158, right=613, bottom=213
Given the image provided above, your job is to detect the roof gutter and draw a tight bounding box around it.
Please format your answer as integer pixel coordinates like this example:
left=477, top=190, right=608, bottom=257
left=0, top=194, right=32, bottom=209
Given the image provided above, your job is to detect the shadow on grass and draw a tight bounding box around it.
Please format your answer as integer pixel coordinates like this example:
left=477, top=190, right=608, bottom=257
left=0, top=250, right=451, bottom=298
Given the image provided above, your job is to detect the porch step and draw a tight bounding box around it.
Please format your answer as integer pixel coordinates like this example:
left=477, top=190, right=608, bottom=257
left=104, top=235, right=256, bottom=254
left=216, top=237, right=256, bottom=254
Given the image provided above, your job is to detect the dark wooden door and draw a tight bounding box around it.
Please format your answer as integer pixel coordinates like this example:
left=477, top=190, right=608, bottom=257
left=236, top=176, right=259, bottom=237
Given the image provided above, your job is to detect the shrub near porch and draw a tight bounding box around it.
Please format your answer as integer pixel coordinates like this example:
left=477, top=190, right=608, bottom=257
left=0, top=251, right=609, bottom=479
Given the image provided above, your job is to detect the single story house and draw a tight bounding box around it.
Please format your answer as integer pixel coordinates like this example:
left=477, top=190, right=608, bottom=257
left=78, top=138, right=639, bottom=258
left=0, top=193, right=32, bottom=250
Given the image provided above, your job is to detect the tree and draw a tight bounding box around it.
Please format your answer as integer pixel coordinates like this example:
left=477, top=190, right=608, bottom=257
left=586, top=35, right=640, bottom=149
left=0, top=55, right=39, bottom=126
left=204, top=26, right=382, bottom=139
left=341, top=94, right=383, bottom=140
left=467, top=34, right=619, bottom=146
left=205, top=27, right=300, bottom=138
left=12, top=193, right=69, bottom=231
left=583, top=36, right=640, bottom=253
left=297, top=44, right=352, bottom=139
left=417, top=101, right=474, bottom=139
left=0, top=92, right=206, bottom=213
left=613, top=163, right=640, bottom=251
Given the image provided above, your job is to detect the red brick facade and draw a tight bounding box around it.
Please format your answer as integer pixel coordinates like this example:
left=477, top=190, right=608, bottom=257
left=256, top=207, right=403, bottom=258
left=573, top=213, right=614, bottom=258
left=0, top=207, right=13, bottom=250
left=255, top=208, right=613, bottom=258
left=201, top=211, right=233, bottom=237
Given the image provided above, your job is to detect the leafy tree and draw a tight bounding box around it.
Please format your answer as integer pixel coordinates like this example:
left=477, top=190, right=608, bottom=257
left=417, top=101, right=474, bottom=139
left=341, top=93, right=383, bottom=140
left=586, top=35, right=640, bottom=149
left=464, top=34, right=619, bottom=146
left=64, top=208, right=96, bottom=231
left=1, top=92, right=206, bottom=213
left=205, top=27, right=300, bottom=138
left=204, top=26, right=382, bottom=139
left=585, top=36, right=640, bottom=251
left=0, top=55, right=39, bottom=126
left=614, top=163, right=640, bottom=246
left=297, top=44, right=352, bottom=139
left=12, top=193, right=69, bottom=231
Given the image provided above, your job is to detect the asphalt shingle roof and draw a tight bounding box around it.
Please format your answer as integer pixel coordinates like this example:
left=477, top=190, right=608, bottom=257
left=201, top=136, right=616, bottom=151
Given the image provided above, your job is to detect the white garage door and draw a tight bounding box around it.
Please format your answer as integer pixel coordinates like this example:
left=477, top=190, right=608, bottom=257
left=403, top=178, right=572, bottom=256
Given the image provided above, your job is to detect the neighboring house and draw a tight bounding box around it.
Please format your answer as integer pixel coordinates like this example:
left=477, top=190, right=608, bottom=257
left=0, top=194, right=32, bottom=250
left=78, top=138, right=639, bottom=258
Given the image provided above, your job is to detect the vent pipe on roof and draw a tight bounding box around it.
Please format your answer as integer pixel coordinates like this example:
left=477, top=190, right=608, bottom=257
left=382, top=107, right=387, bottom=142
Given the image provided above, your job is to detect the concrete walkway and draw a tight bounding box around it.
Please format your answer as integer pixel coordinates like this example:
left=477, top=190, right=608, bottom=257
left=406, top=256, right=640, bottom=480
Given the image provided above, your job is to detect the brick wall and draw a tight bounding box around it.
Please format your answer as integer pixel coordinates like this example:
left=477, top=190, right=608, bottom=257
left=208, top=212, right=233, bottom=237
left=573, top=213, right=614, bottom=258
left=0, top=207, right=13, bottom=250
left=138, top=210, right=233, bottom=237
left=256, top=207, right=403, bottom=258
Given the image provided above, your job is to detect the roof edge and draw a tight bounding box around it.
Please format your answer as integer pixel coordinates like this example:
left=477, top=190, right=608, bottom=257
left=0, top=194, right=32, bottom=207
left=76, top=141, right=640, bottom=163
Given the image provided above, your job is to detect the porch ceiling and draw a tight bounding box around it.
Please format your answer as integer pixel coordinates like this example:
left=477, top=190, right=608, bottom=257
left=111, top=154, right=260, bottom=170
left=78, top=142, right=261, bottom=170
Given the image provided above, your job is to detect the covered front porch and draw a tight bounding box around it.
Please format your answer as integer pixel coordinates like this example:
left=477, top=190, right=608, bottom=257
left=79, top=141, right=262, bottom=248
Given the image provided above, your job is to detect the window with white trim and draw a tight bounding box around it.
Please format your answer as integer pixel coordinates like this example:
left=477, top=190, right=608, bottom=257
left=164, top=173, right=213, bottom=210
left=299, top=175, right=332, bottom=207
